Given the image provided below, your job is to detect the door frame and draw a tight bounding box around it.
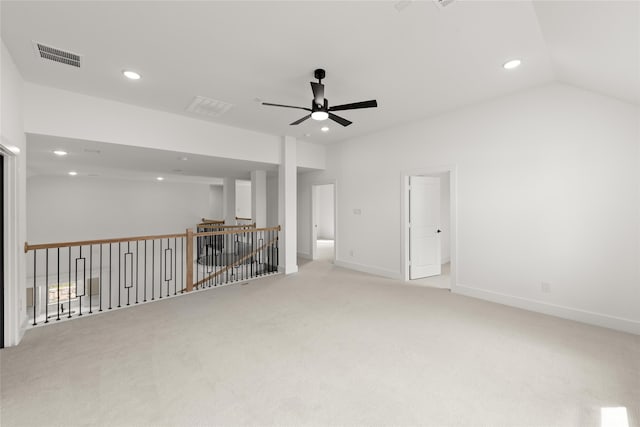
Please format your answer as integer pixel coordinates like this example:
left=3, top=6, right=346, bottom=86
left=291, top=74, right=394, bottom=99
left=310, top=181, right=337, bottom=261
left=0, top=140, right=23, bottom=348
left=400, top=165, right=458, bottom=289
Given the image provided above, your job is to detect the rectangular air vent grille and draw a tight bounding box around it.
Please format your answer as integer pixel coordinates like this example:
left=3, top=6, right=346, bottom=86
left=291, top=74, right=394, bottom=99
left=186, top=96, right=233, bottom=118
left=33, top=42, right=81, bottom=68
left=434, top=0, right=455, bottom=7
left=395, top=0, right=454, bottom=12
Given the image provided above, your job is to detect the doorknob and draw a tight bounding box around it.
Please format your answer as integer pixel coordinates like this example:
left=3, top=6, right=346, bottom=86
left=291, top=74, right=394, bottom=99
left=437, top=229, right=442, bottom=233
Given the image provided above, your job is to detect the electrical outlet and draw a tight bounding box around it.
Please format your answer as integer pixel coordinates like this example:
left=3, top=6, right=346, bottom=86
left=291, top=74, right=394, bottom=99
left=541, top=282, right=551, bottom=293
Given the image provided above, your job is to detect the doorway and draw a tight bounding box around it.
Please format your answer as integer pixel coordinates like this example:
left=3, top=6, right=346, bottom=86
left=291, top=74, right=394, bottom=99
left=311, top=183, right=336, bottom=262
left=402, top=168, right=456, bottom=289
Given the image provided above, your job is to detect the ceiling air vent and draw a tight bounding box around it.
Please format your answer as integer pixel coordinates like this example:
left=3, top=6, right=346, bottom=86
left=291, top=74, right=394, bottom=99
left=395, top=0, right=454, bottom=12
left=185, top=96, right=233, bottom=118
left=434, top=0, right=455, bottom=8
left=394, top=0, right=412, bottom=12
left=33, top=41, right=81, bottom=68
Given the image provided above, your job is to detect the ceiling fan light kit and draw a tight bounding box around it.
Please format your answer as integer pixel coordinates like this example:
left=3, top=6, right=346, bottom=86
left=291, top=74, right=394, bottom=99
left=262, top=68, right=377, bottom=127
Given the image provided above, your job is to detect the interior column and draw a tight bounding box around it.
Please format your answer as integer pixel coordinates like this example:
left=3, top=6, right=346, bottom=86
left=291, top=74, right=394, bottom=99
left=222, top=177, right=236, bottom=225
left=278, top=136, right=298, bottom=274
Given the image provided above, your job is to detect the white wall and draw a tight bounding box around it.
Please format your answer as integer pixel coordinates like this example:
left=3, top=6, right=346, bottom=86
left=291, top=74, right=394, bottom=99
left=1, top=40, right=27, bottom=346
left=297, top=140, right=327, bottom=170
left=209, top=185, right=223, bottom=220
left=27, top=176, right=217, bottom=243
left=24, top=84, right=326, bottom=170
left=299, top=83, right=640, bottom=334
left=235, top=180, right=252, bottom=219
left=316, top=184, right=334, bottom=240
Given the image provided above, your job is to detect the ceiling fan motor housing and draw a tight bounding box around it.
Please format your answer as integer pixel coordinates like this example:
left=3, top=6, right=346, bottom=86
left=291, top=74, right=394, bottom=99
left=312, top=98, right=329, bottom=112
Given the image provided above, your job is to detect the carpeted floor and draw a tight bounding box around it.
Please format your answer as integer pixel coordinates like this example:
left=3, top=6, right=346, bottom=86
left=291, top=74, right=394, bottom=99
left=1, top=257, right=638, bottom=426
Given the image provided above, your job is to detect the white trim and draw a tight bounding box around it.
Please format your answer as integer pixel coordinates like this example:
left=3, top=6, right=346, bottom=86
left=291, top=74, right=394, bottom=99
left=334, top=259, right=401, bottom=280
left=1, top=143, right=25, bottom=347
left=455, top=283, right=640, bottom=335
left=400, top=165, right=458, bottom=291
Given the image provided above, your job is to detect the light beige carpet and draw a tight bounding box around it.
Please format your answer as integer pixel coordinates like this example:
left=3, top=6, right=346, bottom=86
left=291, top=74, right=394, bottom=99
left=1, top=257, right=638, bottom=426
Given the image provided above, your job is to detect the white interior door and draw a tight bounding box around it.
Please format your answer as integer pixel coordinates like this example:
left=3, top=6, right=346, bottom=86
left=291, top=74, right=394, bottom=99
left=409, top=176, right=441, bottom=279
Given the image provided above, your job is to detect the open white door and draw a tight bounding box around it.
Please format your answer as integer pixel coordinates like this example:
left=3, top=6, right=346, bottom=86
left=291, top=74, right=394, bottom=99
left=409, top=176, right=441, bottom=279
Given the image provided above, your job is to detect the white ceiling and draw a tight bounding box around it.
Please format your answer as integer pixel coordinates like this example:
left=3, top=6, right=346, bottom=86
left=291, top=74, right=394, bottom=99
left=26, top=134, right=278, bottom=183
left=1, top=1, right=638, bottom=146
left=533, top=1, right=640, bottom=106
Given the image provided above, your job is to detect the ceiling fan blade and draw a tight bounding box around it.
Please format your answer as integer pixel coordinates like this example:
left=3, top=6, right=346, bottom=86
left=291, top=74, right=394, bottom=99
left=311, top=82, right=325, bottom=106
left=328, top=113, right=352, bottom=127
left=329, top=100, right=377, bottom=112
left=290, top=115, right=311, bottom=125
left=262, top=102, right=311, bottom=112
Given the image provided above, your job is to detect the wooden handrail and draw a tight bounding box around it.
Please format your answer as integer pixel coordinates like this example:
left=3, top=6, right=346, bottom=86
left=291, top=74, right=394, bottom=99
left=235, top=216, right=252, bottom=221
left=194, top=225, right=280, bottom=238
left=196, top=223, right=256, bottom=229
left=24, top=225, right=279, bottom=252
left=193, top=236, right=278, bottom=288
left=201, top=218, right=225, bottom=224
left=24, top=232, right=187, bottom=253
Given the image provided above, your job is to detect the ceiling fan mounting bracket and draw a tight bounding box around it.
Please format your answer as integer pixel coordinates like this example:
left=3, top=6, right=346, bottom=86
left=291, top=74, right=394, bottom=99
left=314, top=68, right=326, bottom=82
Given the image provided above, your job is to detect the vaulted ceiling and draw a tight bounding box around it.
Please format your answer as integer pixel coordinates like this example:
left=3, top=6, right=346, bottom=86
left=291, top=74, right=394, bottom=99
left=2, top=1, right=638, bottom=144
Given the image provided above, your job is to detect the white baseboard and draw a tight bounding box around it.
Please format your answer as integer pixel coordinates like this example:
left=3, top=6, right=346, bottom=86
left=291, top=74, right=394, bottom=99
left=334, top=259, right=401, bottom=280
left=455, top=284, right=640, bottom=335
left=297, top=251, right=312, bottom=260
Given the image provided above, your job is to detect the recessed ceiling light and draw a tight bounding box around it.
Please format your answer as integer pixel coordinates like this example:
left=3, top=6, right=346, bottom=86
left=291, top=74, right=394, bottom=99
left=156, top=177, right=164, bottom=181
left=321, top=126, right=330, bottom=132
left=503, top=59, right=521, bottom=70
left=53, top=150, right=67, bottom=156
left=7, top=145, right=21, bottom=154
left=68, top=171, right=78, bottom=176
left=179, top=156, right=188, bottom=161
left=122, top=70, right=141, bottom=80
left=304, top=133, right=311, bottom=137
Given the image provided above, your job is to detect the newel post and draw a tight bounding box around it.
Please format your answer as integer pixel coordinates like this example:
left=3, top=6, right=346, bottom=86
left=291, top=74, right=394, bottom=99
left=186, top=228, right=194, bottom=292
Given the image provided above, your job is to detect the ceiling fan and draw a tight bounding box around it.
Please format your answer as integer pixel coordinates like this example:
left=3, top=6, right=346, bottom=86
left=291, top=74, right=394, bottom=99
left=262, top=69, right=377, bottom=127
